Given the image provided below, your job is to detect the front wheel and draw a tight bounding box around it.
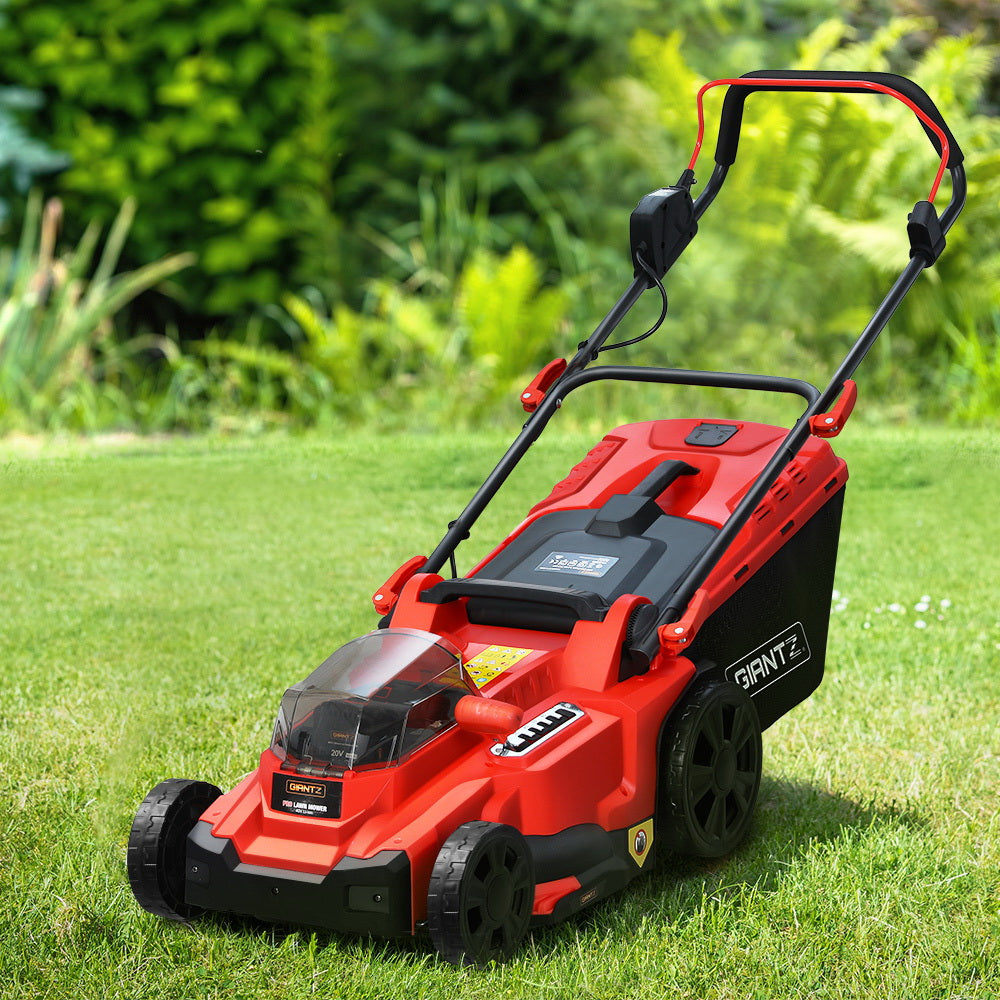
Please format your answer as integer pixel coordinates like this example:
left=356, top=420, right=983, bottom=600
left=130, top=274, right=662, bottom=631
left=126, top=778, right=222, bottom=921
left=426, top=821, right=534, bottom=966
left=659, top=680, right=762, bottom=857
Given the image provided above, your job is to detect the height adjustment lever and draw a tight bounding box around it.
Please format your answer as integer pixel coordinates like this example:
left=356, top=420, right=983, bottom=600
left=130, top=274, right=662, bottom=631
left=521, top=358, right=567, bottom=412
left=809, top=380, right=858, bottom=438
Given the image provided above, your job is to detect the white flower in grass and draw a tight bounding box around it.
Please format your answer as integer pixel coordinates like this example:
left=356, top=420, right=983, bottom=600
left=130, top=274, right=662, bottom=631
left=915, top=601, right=930, bottom=613
left=915, top=620, right=927, bottom=629
left=888, top=603, right=905, bottom=614
left=940, top=599, right=952, bottom=609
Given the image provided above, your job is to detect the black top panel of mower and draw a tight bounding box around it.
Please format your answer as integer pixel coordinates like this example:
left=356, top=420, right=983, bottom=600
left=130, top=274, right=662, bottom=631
left=477, top=507, right=716, bottom=601
left=421, top=458, right=718, bottom=632
left=428, top=506, right=717, bottom=633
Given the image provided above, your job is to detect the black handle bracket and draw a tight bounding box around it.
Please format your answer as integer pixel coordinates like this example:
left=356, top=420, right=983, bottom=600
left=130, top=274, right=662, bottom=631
left=629, top=174, right=698, bottom=284
left=907, top=200, right=946, bottom=266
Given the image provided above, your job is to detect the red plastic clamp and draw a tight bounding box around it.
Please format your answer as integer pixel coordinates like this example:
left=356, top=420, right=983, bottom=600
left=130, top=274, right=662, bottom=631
left=521, top=358, right=567, bottom=413
left=373, top=555, right=426, bottom=615
left=658, top=588, right=710, bottom=654
left=809, top=380, right=858, bottom=438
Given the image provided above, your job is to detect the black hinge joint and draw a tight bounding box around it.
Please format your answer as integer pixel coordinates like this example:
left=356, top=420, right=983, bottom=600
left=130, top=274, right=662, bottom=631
left=907, top=200, right=946, bottom=266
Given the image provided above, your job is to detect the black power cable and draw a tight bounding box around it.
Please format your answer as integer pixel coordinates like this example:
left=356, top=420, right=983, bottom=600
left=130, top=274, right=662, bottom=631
left=598, top=250, right=668, bottom=354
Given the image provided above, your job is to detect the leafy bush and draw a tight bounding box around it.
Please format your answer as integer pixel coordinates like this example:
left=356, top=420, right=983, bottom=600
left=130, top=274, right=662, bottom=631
left=0, top=0, right=342, bottom=315
left=0, top=193, right=193, bottom=431
left=892, top=0, right=1000, bottom=103
left=148, top=12, right=1000, bottom=434
left=0, top=0, right=651, bottom=321
left=945, top=316, right=1000, bottom=423
left=270, top=242, right=569, bottom=428
left=1, top=3, right=996, bottom=431
left=152, top=321, right=336, bottom=433
left=313, top=1, right=644, bottom=280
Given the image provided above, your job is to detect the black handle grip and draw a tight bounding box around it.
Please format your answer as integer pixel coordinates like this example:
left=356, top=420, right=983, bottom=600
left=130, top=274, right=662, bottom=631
left=715, top=70, right=963, bottom=169
left=420, top=578, right=611, bottom=622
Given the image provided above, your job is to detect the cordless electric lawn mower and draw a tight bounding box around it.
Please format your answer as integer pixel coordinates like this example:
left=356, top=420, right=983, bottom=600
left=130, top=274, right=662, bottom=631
left=127, top=72, right=965, bottom=965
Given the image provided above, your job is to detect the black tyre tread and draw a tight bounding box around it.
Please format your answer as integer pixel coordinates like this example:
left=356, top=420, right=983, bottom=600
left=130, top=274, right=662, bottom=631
left=427, top=821, right=533, bottom=967
left=426, top=821, right=492, bottom=966
left=659, top=680, right=762, bottom=858
left=126, top=778, right=222, bottom=921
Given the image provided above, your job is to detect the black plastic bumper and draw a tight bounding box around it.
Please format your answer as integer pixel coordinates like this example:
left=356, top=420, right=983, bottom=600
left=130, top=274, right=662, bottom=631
left=184, top=822, right=412, bottom=937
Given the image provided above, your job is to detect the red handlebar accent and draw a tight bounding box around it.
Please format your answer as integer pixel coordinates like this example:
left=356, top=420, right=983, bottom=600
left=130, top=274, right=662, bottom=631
left=521, top=358, right=568, bottom=413
left=809, top=379, right=858, bottom=438
left=688, top=78, right=950, bottom=202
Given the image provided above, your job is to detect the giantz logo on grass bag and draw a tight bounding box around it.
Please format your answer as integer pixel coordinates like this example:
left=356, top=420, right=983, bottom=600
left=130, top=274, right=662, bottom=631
left=725, top=622, right=811, bottom=695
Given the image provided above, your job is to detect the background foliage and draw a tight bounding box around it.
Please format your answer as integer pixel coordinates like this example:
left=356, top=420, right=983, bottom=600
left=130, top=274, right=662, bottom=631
left=0, top=0, right=647, bottom=317
left=0, top=0, right=997, bottom=433
left=0, top=0, right=341, bottom=314
left=0, top=192, right=192, bottom=431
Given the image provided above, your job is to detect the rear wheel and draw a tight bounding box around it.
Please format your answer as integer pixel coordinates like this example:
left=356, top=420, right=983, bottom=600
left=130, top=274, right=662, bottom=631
left=126, top=778, right=222, bottom=920
left=427, top=821, right=534, bottom=966
left=659, top=680, right=762, bottom=857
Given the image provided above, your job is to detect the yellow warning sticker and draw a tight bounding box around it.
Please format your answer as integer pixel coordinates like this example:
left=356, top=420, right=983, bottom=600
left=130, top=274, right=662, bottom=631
left=627, top=818, right=654, bottom=868
left=464, top=645, right=533, bottom=688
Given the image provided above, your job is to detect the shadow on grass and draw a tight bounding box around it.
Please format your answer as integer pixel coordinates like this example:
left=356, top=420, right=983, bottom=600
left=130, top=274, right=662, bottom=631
left=538, top=773, right=926, bottom=949
left=195, top=775, right=926, bottom=968
left=751, top=772, right=926, bottom=847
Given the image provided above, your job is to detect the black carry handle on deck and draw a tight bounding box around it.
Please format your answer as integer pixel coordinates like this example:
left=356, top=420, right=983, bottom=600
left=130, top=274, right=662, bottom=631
left=713, top=70, right=963, bottom=168
left=631, top=460, right=700, bottom=499
left=421, top=578, right=610, bottom=622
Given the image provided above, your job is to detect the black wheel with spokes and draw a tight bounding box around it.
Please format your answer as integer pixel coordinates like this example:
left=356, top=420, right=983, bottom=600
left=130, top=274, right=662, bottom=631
left=427, top=821, right=534, bottom=966
left=659, top=680, right=762, bottom=857
left=126, top=778, right=222, bottom=921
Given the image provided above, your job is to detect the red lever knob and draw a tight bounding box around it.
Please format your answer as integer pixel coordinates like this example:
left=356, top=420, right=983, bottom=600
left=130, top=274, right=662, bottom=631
left=521, top=358, right=567, bottom=413
left=809, top=380, right=858, bottom=438
left=372, top=555, right=426, bottom=615
left=455, top=696, right=524, bottom=737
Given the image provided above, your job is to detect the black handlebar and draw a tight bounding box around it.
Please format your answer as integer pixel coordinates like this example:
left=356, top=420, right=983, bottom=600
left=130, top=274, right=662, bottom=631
left=715, top=70, right=964, bottom=169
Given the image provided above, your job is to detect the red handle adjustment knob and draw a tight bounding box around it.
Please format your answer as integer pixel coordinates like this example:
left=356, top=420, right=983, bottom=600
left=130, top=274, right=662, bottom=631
left=372, top=555, right=426, bottom=615
left=521, top=358, right=567, bottom=413
left=809, top=380, right=858, bottom=439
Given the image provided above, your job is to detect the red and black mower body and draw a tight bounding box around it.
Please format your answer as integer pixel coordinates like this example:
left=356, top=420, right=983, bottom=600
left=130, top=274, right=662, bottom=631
left=127, top=72, right=965, bottom=966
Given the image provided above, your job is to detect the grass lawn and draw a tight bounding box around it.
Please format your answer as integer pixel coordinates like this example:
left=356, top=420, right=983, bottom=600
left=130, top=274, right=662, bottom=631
left=1, top=424, right=997, bottom=999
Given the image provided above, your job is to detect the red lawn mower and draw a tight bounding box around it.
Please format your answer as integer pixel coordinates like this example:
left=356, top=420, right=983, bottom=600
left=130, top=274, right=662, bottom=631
left=127, top=72, right=965, bottom=965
